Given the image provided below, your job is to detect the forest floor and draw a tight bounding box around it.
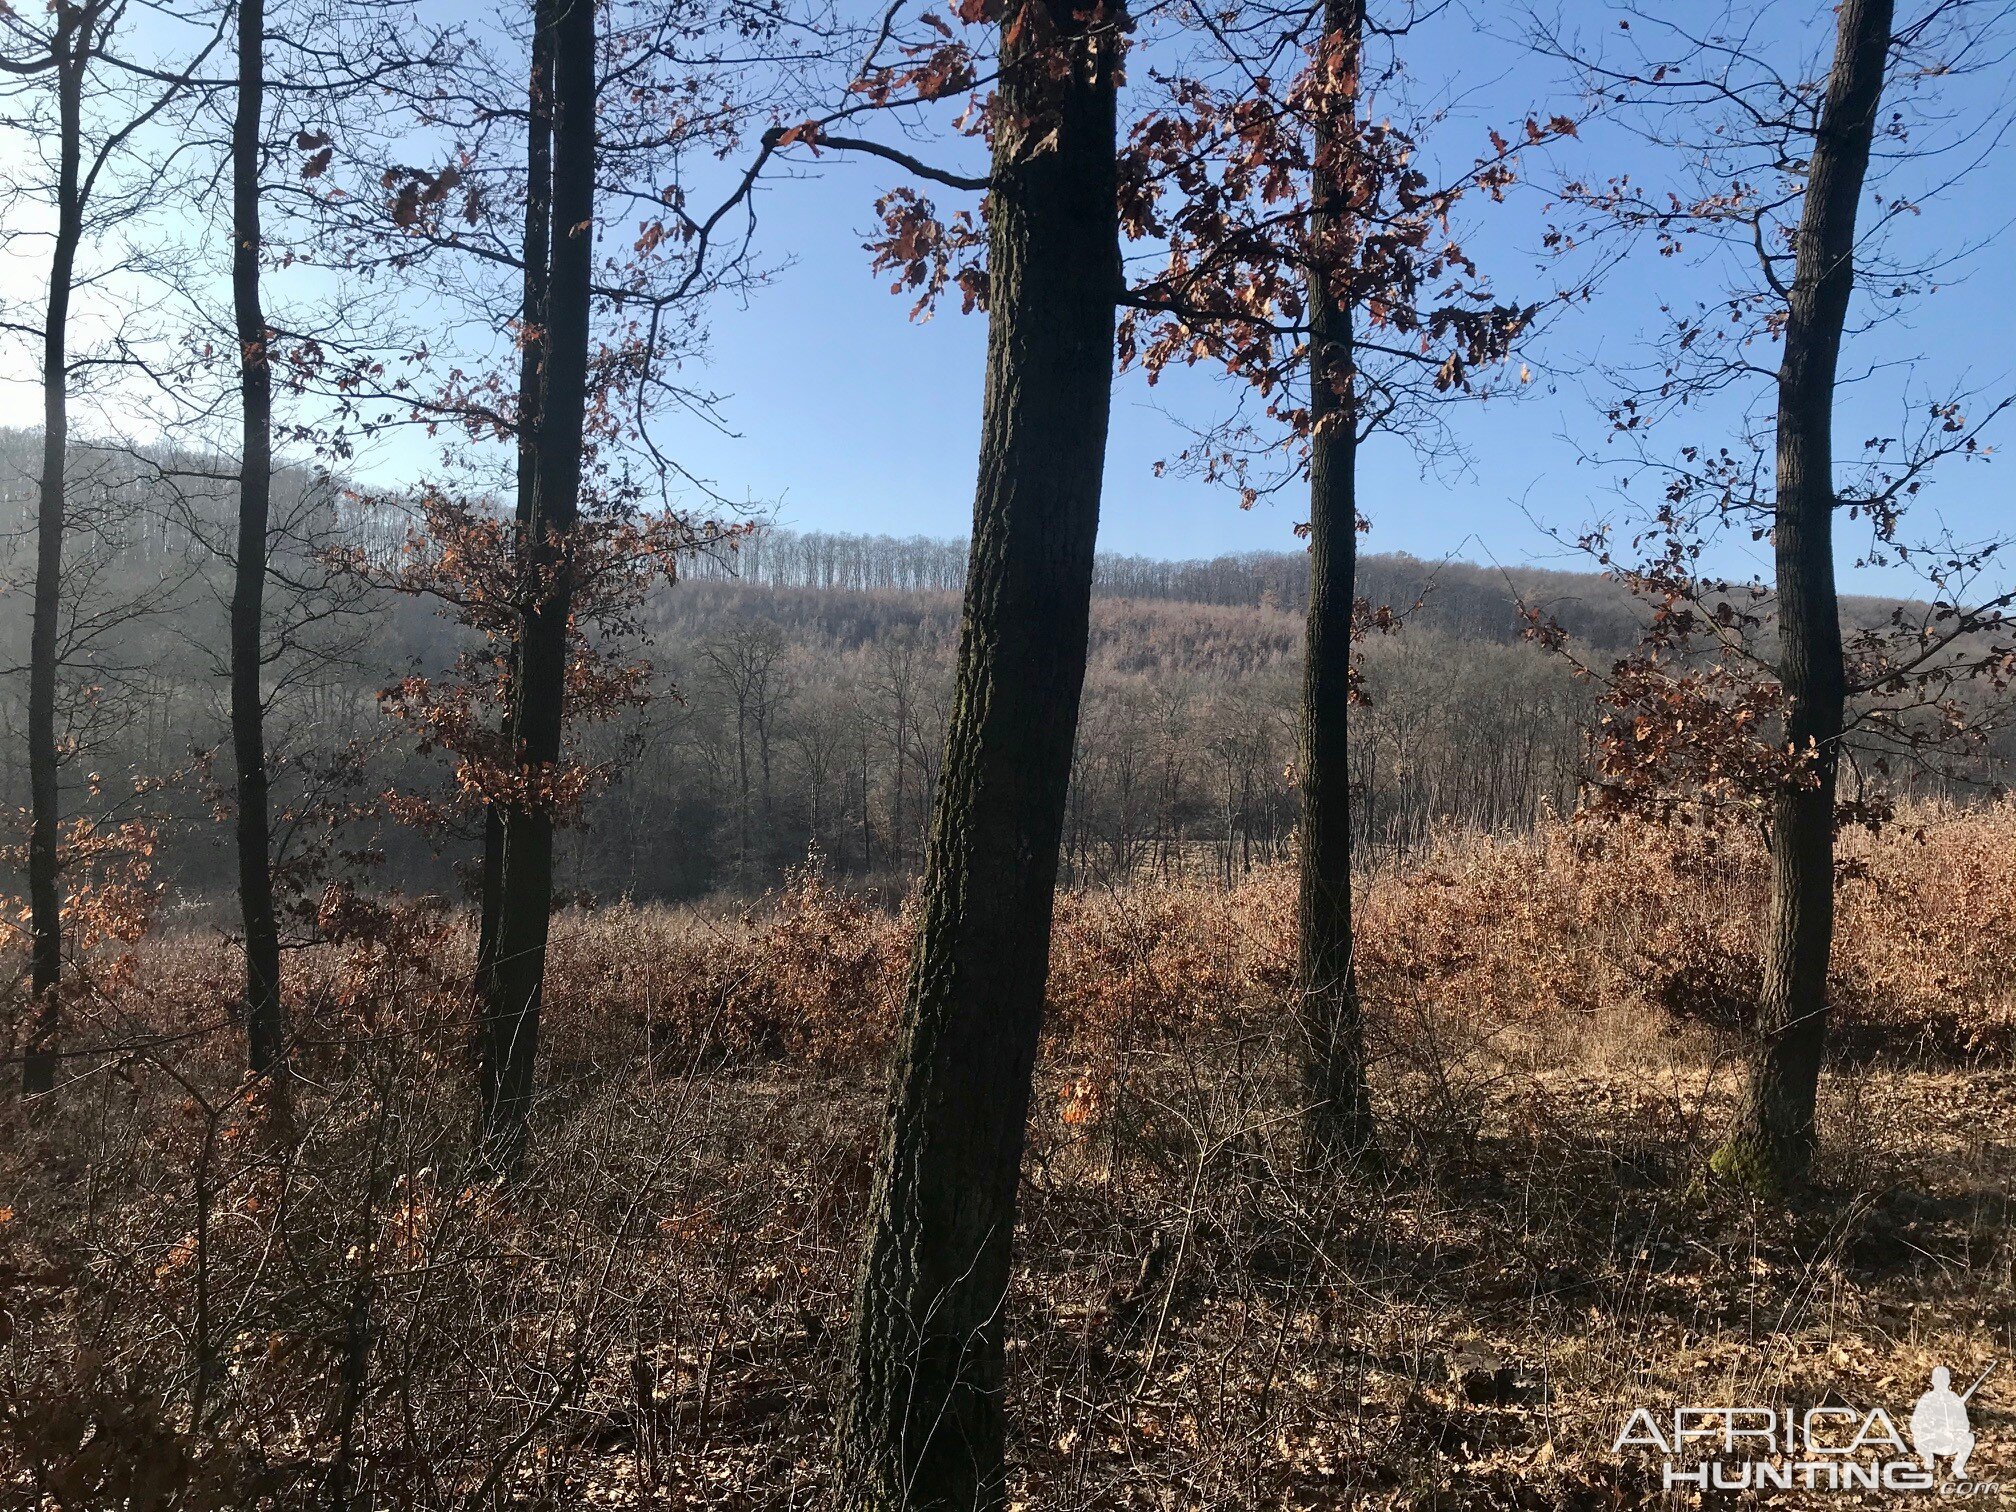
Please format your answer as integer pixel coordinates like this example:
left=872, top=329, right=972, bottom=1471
left=530, top=1042, right=2013, bottom=1509
left=4, top=807, right=2016, bottom=1508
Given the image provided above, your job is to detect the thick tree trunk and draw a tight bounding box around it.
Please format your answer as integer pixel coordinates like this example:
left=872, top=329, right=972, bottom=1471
left=231, top=0, right=286, bottom=1080
left=1712, top=0, right=1891, bottom=1193
left=478, top=0, right=592, bottom=1171
left=836, top=3, right=1121, bottom=1505
left=476, top=0, right=555, bottom=1012
left=1296, top=0, right=1372, bottom=1164
left=24, top=18, right=87, bottom=1096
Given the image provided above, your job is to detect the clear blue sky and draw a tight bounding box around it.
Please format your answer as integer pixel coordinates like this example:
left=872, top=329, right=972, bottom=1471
left=645, top=0, right=2016, bottom=591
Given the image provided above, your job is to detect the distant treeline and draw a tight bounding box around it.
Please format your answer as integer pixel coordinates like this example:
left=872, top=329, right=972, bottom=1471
left=692, top=526, right=1653, bottom=649
left=0, top=431, right=2000, bottom=908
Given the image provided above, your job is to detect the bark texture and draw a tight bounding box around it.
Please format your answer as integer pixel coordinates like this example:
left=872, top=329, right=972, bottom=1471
left=231, top=0, right=286, bottom=1079
left=836, top=3, right=1122, bottom=1504
left=1295, top=0, right=1373, bottom=1164
left=477, top=0, right=592, bottom=1170
left=476, top=0, right=554, bottom=1015
left=24, top=6, right=92, bottom=1095
left=1712, top=0, right=1892, bottom=1193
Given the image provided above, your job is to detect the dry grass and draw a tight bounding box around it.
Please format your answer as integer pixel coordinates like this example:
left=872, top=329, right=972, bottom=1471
left=4, top=803, right=2015, bottom=1507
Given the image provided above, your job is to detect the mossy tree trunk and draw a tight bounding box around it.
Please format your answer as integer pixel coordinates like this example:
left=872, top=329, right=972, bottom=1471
left=1713, top=0, right=1891, bottom=1194
left=836, top=2, right=1122, bottom=1504
left=1296, top=0, right=1373, bottom=1165
left=477, top=0, right=592, bottom=1172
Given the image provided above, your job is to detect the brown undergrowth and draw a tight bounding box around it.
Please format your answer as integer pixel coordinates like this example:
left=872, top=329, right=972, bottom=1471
left=3, top=804, right=2014, bottom=1507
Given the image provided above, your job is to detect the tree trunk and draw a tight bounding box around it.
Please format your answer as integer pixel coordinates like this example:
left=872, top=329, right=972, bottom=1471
left=889, top=706, right=905, bottom=874
left=24, top=14, right=88, bottom=1096
left=1712, top=0, right=1891, bottom=1194
left=734, top=695, right=750, bottom=875
left=476, top=0, right=555, bottom=1013
left=1296, top=0, right=1372, bottom=1164
left=478, top=0, right=590, bottom=1171
left=860, top=736, right=874, bottom=871
left=231, top=0, right=286, bottom=1080
left=836, top=2, right=1121, bottom=1504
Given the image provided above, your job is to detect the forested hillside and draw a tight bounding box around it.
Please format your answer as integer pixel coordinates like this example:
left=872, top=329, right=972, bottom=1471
left=0, top=429, right=1607, bottom=902
left=7, top=431, right=1993, bottom=909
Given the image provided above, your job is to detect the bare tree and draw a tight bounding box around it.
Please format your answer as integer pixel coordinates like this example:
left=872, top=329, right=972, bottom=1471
left=1540, top=0, right=2015, bottom=1191
left=481, top=0, right=596, bottom=1171
left=1296, top=0, right=1376, bottom=1160
left=0, top=0, right=223, bottom=1093
left=1116, top=0, right=1555, bottom=1161
left=230, top=0, right=285, bottom=1081
left=302, top=0, right=796, bottom=1164
left=818, top=0, right=1127, bottom=1501
left=700, top=617, right=791, bottom=882
left=1721, top=0, right=1892, bottom=1191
